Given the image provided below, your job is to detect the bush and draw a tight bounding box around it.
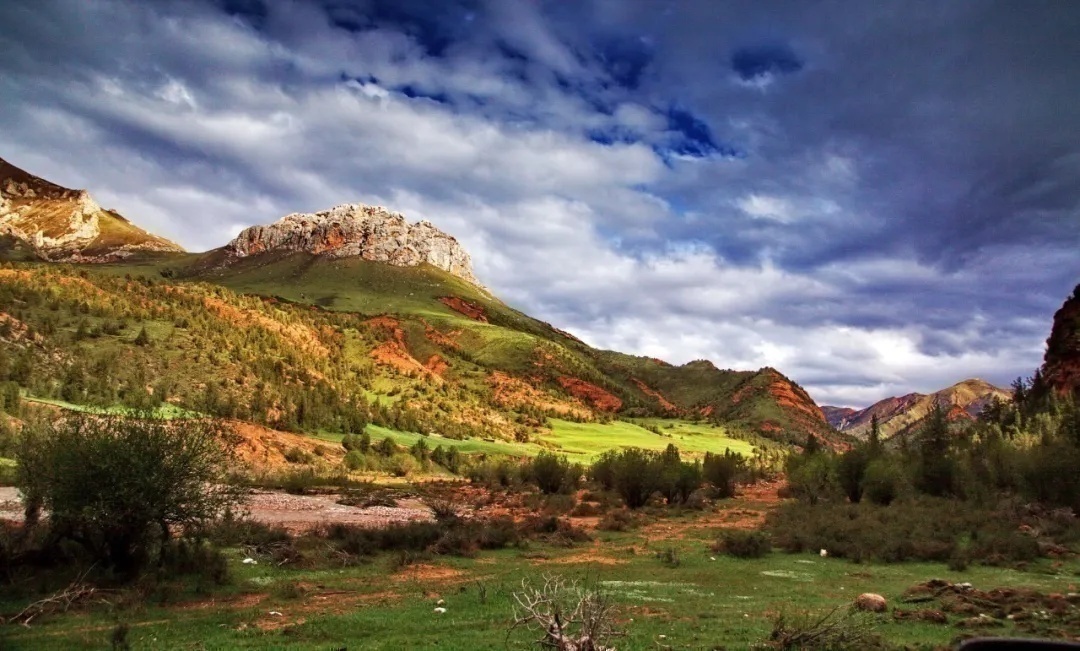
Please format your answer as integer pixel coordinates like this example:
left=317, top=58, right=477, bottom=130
left=387, top=453, right=420, bottom=477
left=589, top=446, right=705, bottom=509
left=526, top=452, right=579, bottom=494
left=343, top=450, right=369, bottom=471
left=597, top=508, right=640, bottom=532
left=861, top=458, right=904, bottom=506
left=765, top=497, right=1062, bottom=566
left=703, top=449, right=745, bottom=498
left=16, top=415, right=242, bottom=576
left=714, top=529, right=771, bottom=559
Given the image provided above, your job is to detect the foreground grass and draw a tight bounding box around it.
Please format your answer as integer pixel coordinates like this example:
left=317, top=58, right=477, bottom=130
left=3, top=492, right=1077, bottom=650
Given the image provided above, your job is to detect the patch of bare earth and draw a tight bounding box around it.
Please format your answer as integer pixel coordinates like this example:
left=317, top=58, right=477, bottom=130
left=228, top=420, right=343, bottom=470
left=243, top=491, right=433, bottom=533
left=438, top=296, right=488, bottom=322
left=556, top=376, right=623, bottom=412
left=641, top=480, right=784, bottom=541
left=488, top=371, right=591, bottom=419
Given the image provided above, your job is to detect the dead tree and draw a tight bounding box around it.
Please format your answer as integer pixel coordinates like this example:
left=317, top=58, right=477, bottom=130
left=509, top=574, right=622, bottom=651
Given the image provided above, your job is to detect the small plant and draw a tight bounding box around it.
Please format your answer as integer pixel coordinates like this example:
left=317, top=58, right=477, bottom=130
left=597, top=508, right=640, bottom=532
left=714, top=529, right=771, bottom=559
left=765, top=607, right=885, bottom=650
left=655, top=546, right=680, bottom=568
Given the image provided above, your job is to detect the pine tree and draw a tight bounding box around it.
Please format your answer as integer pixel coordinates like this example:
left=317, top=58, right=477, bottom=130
left=134, top=326, right=150, bottom=346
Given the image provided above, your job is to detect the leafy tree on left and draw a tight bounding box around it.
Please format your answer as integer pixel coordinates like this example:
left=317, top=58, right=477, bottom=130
left=16, top=415, right=244, bottom=577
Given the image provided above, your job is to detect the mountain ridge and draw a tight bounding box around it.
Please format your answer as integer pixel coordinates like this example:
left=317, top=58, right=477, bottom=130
left=822, top=378, right=1009, bottom=439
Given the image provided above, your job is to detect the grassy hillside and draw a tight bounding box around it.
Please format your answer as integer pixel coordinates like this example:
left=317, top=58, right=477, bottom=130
left=0, top=252, right=841, bottom=466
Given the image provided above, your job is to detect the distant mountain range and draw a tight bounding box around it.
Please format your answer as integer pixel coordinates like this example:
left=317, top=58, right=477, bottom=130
left=0, top=154, right=842, bottom=449
left=822, top=378, right=1011, bottom=440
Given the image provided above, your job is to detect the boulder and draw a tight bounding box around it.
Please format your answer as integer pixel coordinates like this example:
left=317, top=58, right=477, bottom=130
left=854, top=593, right=888, bottom=613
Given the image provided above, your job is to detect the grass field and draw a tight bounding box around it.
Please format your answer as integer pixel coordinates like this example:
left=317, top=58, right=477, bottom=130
left=23, top=396, right=200, bottom=420
left=313, top=419, right=756, bottom=463
left=2, top=488, right=1076, bottom=650
left=543, top=418, right=756, bottom=461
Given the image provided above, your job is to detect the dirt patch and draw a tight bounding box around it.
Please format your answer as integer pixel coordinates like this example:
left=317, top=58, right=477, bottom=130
left=243, top=491, right=433, bottom=533
left=228, top=420, right=343, bottom=470
left=425, top=354, right=450, bottom=376
left=641, top=481, right=784, bottom=540
left=439, top=296, right=488, bottom=322
left=631, top=378, right=678, bottom=413
left=391, top=564, right=465, bottom=583
left=557, top=376, right=622, bottom=412
left=0, top=486, right=24, bottom=523
left=201, top=296, right=328, bottom=358
left=365, top=316, right=439, bottom=380
left=488, top=371, right=591, bottom=419
left=424, top=322, right=461, bottom=349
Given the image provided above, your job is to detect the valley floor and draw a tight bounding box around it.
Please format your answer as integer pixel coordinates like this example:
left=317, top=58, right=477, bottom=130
left=2, top=483, right=1078, bottom=650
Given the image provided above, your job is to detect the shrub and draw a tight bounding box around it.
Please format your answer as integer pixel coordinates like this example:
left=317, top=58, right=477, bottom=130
left=16, top=415, right=242, bottom=576
left=527, top=452, right=579, bottom=494
left=387, top=453, right=420, bottom=477
left=703, top=449, right=745, bottom=498
left=714, top=529, right=771, bottom=559
left=861, top=458, right=904, bottom=506
left=597, top=508, right=640, bottom=532
left=343, top=450, right=368, bottom=471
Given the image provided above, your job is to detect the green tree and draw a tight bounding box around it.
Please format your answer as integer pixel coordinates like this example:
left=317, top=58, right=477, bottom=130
left=916, top=403, right=955, bottom=496
left=16, top=416, right=242, bottom=576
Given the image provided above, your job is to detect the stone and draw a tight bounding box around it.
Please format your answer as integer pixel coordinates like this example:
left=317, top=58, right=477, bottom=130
left=854, top=593, right=888, bottom=613
left=225, top=203, right=481, bottom=287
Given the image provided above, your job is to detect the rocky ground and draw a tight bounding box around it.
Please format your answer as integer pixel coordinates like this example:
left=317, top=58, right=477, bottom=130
left=0, top=486, right=434, bottom=532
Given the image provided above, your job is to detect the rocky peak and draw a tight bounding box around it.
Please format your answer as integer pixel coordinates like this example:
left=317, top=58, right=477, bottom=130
left=1042, top=283, right=1080, bottom=399
left=0, top=156, right=183, bottom=261
left=224, top=203, right=480, bottom=286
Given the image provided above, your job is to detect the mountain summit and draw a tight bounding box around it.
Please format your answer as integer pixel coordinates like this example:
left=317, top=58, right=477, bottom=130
left=823, top=378, right=1009, bottom=439
left=223, top=204, right=480, bottom=287
left=0, top=156, right=183, bottom=261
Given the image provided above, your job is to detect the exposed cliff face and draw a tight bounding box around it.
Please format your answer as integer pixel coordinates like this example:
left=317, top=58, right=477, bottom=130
left=224, top=203, right=480, bottom=287
left=1042, top=283, right=1080, bottom=399
left=823, top=378, right=1010, bottom=440
left=0, top=156, right=184, bottom=261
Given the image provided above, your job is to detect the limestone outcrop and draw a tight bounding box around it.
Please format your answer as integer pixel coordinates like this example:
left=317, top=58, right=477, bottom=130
left=0, top=156, right=184, bottom=261
left=224, top=203, right=480, bottom=286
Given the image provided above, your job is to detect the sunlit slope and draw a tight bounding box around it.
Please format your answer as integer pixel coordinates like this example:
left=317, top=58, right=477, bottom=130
left=182, top=251, right=841, bottom=446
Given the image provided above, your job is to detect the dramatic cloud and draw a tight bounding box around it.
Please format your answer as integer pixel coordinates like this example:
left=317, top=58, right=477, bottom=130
left=1, top=0, right=1078, bottom=407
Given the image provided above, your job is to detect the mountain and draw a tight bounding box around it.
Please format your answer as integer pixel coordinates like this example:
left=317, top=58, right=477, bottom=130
left=0, top=156, right=183, bottom=261
left=1042, top=282, right=1080, bottom=399
left=0, top=154, right=839, bottom=451
left=822, top=378, right=1010, bottom=440
left=217, top=203, right=479, bottom=287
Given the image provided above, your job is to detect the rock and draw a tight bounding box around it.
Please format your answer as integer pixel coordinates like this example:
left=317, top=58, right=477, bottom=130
left=854, top=593, right=888, bottom=613
left=955, top=614, right=1003, bottom=629
left=224, top=203, right=481, bottom=287
left=434, top=607, right=447, bottom=614
left=242, top=558, right=258, bottom=565
left=820, top=549, right=828, bottom=558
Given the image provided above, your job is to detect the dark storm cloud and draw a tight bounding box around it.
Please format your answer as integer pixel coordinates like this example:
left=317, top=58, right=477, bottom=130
left=0, top=0, right=1077, bottom=407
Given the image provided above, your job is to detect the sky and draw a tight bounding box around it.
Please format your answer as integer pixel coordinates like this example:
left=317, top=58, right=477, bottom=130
left=1, top=0, right=1078, bottom=407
